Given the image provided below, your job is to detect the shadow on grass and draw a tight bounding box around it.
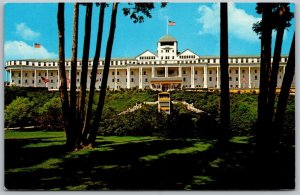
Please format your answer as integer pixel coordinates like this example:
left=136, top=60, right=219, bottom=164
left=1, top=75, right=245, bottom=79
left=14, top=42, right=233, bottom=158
left=5, top=135, right=294, bottom=190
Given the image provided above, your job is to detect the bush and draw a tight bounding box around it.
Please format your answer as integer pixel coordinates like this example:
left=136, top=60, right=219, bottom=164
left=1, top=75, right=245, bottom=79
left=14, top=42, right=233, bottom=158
left=5, top=97, right=34, bottom=128
left=37, top=97, right=64, bottom=130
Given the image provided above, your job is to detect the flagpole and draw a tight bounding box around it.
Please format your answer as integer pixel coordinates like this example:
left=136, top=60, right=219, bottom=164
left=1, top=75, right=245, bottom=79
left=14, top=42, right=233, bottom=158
left=166, top=17, right=168, bottom=35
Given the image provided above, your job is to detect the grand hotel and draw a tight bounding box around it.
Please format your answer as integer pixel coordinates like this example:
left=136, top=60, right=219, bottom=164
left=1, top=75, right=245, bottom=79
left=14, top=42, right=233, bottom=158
left=5, top=35, right=292, bottom=91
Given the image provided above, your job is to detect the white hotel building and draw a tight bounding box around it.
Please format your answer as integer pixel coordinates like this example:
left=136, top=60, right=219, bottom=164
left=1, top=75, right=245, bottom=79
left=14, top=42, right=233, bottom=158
left=5, top=35, right=291, bottom=91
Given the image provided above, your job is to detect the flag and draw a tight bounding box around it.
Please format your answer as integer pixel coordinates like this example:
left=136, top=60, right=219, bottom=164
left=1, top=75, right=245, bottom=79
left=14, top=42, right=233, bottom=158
left=34, top=43, right=41, bottom=48
left=168, top=20, right=176, bottom=26
left=41, top=77, right=49, bottom=83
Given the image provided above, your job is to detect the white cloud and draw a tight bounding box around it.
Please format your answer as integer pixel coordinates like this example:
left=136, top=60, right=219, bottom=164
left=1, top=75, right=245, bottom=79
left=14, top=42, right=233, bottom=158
left=5, top=41, right=57, bottom=60
left=197, top=3, right=261, bottom=42
left=15, top=23, right=40, bottom=41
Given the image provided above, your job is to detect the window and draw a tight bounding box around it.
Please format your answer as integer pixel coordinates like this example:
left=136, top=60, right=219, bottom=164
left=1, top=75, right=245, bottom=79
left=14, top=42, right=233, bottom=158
left=145, top=78, right=148, bottom=82
left=51, top=72, right=53, bottom=76
left=39, top=80, right=41, bottom=83
left=195, top=70, right=198, bottom=75
left=143, top=71, right=146, bottom=75
left=183, top=77, right=186, bottom=82
left=117, top=71, right=119, bottom=75
left=32, top=80, right=34, bottom=84
left=25, top=79, right=27, bottom=83
left=45, top=72, right=47, bottom=76
left=183, top=70, right=186, bottom=74
left=25, top=73, right=27, bottom=77
left=242, top=70, right=245, bottom=73
left=255, top=76, right=257, bottom=80
left=117, top=79, right=119, bottom=82
left=229, top=77, right=232, bottom=81
left=19, top=73, right=21, bottom=77
left=236, top=70, right=238, bottom=74
left=209, top=70, right=212, bottom=74
left=51, top=80, right=53, bottom=83
left=112, top=79, right=114, bottom=82
left=19, top=80, right=21, bottom=84
left=112, top=72, right=115, bottom=75
left=236, top=77, right=238, bottom=81
left=229, top=70, right=231, bottom=73
left=131, top=71, right=134, bottom=75
left=131, top=78, right=134, bottom=82
left=209, top=77, right=212, bottom=81
left=32, top=73, right=34, bottom=77
left=255, top=69, right=257, bottom=73
left=12, top=73, right=14, bottom=76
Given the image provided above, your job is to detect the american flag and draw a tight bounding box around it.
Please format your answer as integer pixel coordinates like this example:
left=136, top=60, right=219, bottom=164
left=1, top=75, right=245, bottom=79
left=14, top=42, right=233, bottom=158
left=34, top=43, right=41, bottom=48
left=41, top=77, right=49, bottom=83
left=168, top=21, right=176, bottom=26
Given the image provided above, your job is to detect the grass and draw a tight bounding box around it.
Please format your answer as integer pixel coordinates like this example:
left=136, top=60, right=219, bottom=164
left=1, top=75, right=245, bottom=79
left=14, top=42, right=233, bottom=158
left=5, top=130, right=295, bottom=190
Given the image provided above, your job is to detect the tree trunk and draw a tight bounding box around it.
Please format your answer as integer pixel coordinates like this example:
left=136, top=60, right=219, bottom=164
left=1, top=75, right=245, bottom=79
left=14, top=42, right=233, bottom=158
left=70, top=3, right=79, bottom=144
left=266, top=6, right=286, bottom=127
left=57, top=3, right=73, bottom=151
left=220, top=2, right=230, bottom=143
left=274, top=33, right=295, bottom=134
left=256, top=4, right=273, bottom=151
left=82, top=3, right=106, bottom=143
left=77, top=3, right=93, bottom=133
left=88, top=3, right=119, bottom=145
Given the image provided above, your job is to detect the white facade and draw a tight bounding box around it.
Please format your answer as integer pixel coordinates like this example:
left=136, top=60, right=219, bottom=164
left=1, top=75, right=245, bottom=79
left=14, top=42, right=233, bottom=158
left=5, top=35, right=292, bottom=91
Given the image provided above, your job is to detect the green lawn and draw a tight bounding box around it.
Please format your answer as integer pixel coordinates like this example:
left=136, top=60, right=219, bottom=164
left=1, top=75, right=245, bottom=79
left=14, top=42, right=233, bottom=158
left=5, top=130, right=294, bottom=190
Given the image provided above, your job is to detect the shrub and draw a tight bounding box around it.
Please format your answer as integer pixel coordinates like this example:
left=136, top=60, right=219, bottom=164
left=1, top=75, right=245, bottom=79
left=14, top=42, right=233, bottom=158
left=5, top=97, right=34, bottom=128
left=37, top=97, right=64, bottom=130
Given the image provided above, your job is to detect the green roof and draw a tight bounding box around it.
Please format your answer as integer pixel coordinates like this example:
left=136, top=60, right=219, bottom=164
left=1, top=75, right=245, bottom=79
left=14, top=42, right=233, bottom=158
left=159, top=35, right=177, bottom=42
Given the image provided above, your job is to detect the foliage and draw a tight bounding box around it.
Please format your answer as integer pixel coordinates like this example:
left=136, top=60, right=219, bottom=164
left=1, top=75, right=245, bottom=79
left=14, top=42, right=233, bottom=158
left=5, top=97, right=34, bottom=128
left=37, top=97, right=64, bottom=130
left=253, top=3, right=294, bottom=38
left=122, top=3, right=167, bottom=23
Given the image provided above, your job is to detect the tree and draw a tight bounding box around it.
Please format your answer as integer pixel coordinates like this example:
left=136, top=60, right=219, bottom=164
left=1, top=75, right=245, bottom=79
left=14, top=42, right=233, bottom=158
left=82, top=3, right=106, bottom=142
left=266, top=4, right=293, bottom=125
left=57, top=3, right=73, bottom=150
left=253, top=3, right=294, bottom=152
left=274, top=33, right=295, bottom=137
left=70, top=3, right=79, bottom=142
left=77, top=3, right=93, bottom=133
left=219, top=2, right=230, bottom=143
left=57, top=2, right=167, bottom=150
left=253, top=3, right=274, bottom=152
left=88, top=3, right=119, bottom=145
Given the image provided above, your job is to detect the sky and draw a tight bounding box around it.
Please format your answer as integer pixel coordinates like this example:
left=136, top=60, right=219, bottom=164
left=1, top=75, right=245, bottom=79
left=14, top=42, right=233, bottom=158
left=3, top=2, right=295, bottom=80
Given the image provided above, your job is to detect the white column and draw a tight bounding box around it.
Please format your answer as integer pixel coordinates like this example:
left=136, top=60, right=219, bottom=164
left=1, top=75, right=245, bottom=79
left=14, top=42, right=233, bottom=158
left=115, top=69, right=117, bottom=90
left=248, top=66, right=251, bottom=88
left=179, top=66, right=182, bottom=77
left=10, top=70, right=12, bottom=85
left=20, top=66, right=23, bottom=87
left=238, top=66, right=241, bottom=88
left=165, top=66, right=168, bottom=78
left=127, top=67, right=130, bottom=89
left=191, top=66, right=195, bottom=88
left=46, top=69, right=49, bottom=88
left=139, top=67, right=142, bottom=89
left=216, top=67, right=219, bottom=88
left=203, top=65, right=208, bottom=88
left=34, top=69, right=37, bottom=87
left=152, top=66, right=155, bottom=77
